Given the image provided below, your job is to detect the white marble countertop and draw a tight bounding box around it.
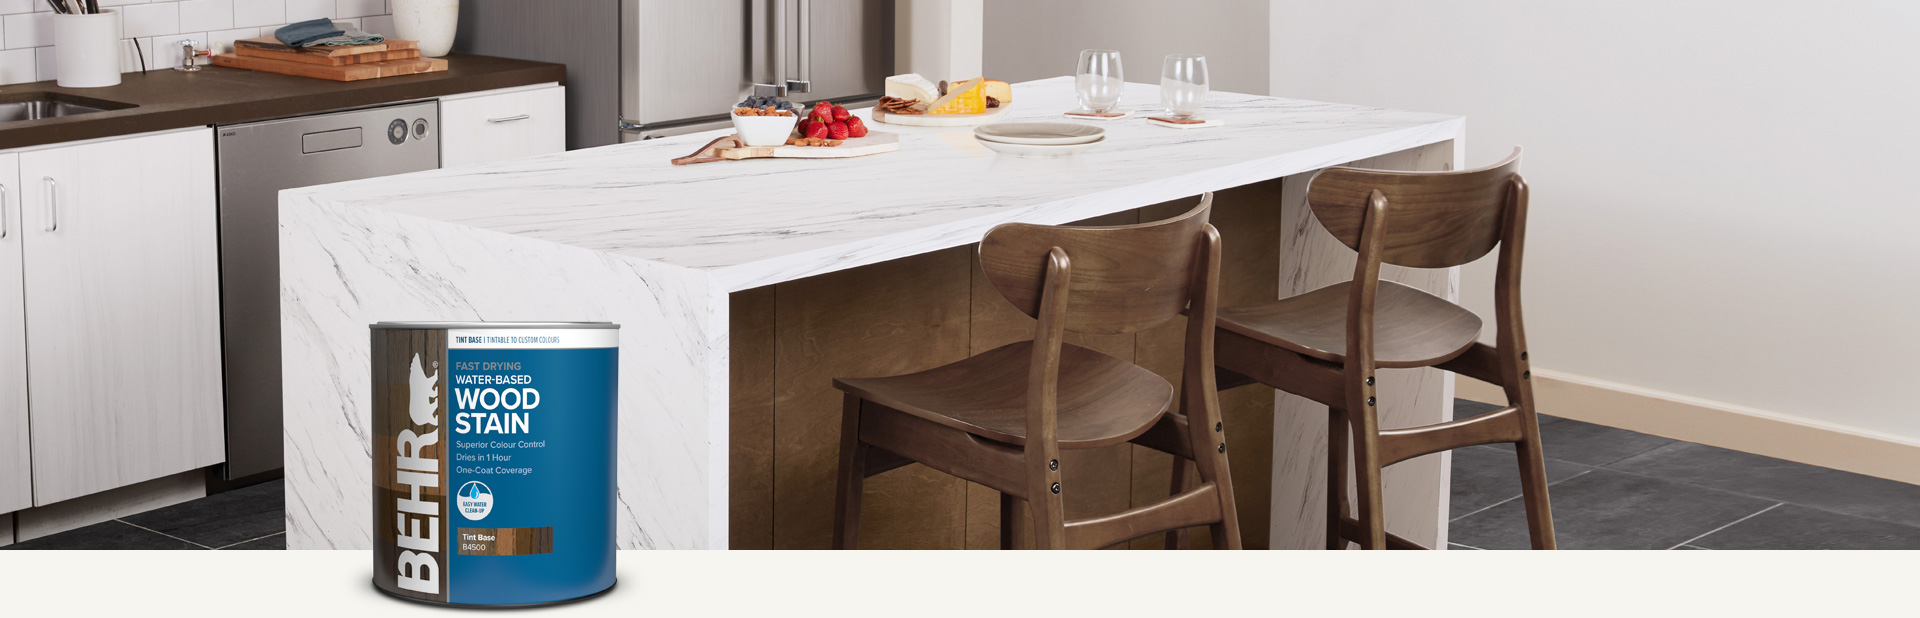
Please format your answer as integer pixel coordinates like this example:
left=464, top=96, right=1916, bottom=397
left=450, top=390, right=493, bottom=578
left=287, top=76, right=1460, bottom=291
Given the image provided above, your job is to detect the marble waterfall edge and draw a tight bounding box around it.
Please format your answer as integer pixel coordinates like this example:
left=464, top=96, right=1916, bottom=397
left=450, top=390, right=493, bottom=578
left=279, top=195, right=725, bottom=550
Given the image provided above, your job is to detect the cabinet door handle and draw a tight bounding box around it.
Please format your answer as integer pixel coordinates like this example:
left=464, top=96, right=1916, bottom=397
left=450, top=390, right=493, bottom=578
left=488, top=114, right=531, bottom=123
left=43, top=177, right=56, bottom=232
left=0, top=183, right=8, bottom=239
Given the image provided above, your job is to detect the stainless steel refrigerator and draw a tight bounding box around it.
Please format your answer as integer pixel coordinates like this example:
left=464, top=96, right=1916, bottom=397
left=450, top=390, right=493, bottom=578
left=457, top=0, right=894, bottom=148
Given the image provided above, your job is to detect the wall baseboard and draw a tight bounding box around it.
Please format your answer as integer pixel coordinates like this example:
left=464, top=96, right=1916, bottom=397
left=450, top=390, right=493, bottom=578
left=1458, top=369, right=1920, bottom=486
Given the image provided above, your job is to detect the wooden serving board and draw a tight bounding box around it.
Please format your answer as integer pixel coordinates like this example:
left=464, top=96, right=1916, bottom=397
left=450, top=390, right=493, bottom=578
left=212, top=54, right=448, bottom=81
left=235, top=45, right=421, bottom=66
left=672, top=132, right=899, bottom=165
left=871, top=105, right=1011, bottom=127
left=235, top=36, right=417, bottom=58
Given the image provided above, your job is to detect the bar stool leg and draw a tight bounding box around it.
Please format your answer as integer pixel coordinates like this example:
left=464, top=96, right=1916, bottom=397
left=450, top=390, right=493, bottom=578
left=1165, top=458, right=1194, bottom=549
left=832, top=394, right=867, bottom=550
left=1348, top=409, right=1389, bottom=550
left=1326, top=407, right=1350, bottom=550
left=1515, top=405, right=1557, bottom=549
left=999, top=492, right=1021, bottom=550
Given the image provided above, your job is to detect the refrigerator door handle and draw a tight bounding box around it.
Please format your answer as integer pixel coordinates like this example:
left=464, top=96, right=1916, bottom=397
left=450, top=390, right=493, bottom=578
left=787, top=0, right=811, bottom=94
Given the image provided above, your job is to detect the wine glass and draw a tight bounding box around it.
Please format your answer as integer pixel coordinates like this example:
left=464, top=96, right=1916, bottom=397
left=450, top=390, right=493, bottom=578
left=1160, top=54, right=1209, bottom=119
left=1075, top=49, right=1124, bottom=113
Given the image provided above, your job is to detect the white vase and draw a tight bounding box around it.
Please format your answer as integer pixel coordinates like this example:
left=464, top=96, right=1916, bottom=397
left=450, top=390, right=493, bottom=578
left=391, top=0, right=460, bottom=57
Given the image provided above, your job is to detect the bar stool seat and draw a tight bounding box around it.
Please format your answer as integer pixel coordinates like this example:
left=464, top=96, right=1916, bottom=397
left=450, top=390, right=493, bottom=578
left=1218, top=280, right=1482, bottom=368
left=833, top=340, right=1172, bottom=448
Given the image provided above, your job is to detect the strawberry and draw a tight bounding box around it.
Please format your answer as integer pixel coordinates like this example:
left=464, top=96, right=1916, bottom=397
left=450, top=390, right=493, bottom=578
left=831, top=104, right=851, bottom=122
left=798, top=119, right=816, bottom=137
left=804, top=121, right=830, bottom=140
left=827, top=120, right=850, bottom=140
left=812, top=102, right=834, bottom=122
left=846, top=116, right=868, bottom=138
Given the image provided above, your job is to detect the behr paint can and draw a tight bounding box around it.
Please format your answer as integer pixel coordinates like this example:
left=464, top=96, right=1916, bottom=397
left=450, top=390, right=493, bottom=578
left=371, top=322, right=619, bottom=608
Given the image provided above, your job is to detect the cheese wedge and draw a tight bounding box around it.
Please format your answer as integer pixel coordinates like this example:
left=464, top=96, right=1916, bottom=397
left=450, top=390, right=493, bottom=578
left=928, top=78, right=986, bottom=114
left=981, top=79, right=1012, bottom=104
left=884, top=74, right=938, bottom=104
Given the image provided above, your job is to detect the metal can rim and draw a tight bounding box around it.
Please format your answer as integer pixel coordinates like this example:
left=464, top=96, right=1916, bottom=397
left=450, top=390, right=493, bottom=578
left=370, top=321, right=620, bottom=330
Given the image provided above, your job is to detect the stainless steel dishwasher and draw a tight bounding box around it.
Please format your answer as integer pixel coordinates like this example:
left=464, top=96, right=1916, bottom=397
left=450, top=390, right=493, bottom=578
left=216, top=100, right=440, bottom=479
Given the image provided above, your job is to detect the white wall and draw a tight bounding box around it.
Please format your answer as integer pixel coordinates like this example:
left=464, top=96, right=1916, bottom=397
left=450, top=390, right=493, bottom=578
left=984, top=0, right=1268, bottom=95
left=0, top=0, right=395, bottom=84
left=1270, top=1, right=1920, bottom=441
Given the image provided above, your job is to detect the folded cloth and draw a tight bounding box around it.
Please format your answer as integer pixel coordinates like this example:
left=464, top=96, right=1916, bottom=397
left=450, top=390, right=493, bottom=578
left=306, top=27, right=386, bottom=47
left=274, top=18, right=343, bottom=47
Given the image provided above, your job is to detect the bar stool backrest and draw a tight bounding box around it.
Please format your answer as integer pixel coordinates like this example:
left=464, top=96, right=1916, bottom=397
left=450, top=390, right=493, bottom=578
left=978, top=195, right=1215, bottom=336
left=1307, top=147, right=1523, bottom=269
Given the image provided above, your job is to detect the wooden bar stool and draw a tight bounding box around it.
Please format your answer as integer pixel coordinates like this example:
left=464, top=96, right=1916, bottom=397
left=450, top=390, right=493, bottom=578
left=1215, top=148, right=1555, bottom=550
left=830, top=196, right=1242, bottom=550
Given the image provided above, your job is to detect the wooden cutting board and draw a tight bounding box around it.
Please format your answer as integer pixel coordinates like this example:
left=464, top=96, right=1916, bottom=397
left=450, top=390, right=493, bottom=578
left=234, top=36, right=417, bottom=58
left=235, top=45, right=421, bottom=66
left=212, top=54, right=447, bottom=81
left=672, top=132, right=900, bottom=165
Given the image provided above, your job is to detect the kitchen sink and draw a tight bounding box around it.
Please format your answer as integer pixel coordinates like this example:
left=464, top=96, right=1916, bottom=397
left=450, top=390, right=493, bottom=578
left=0, top=92, right=135, bottom=122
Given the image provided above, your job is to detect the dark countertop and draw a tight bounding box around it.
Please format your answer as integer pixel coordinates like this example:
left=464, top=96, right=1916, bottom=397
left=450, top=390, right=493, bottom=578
left=0, top=53, right=566, bottom=150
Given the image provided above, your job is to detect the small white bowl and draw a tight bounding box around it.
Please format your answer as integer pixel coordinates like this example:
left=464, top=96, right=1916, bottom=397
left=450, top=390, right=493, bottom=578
left=732, top=113, right=799, bottom=147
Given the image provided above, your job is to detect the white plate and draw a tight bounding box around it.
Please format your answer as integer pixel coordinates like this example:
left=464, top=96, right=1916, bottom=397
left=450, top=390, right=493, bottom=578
left=976, top=135, right=1104, bottom=159
left=973, top=122, right=1106, bottom=146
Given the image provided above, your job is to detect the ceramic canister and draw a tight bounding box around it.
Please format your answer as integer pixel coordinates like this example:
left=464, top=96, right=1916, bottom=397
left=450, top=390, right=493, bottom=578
left=53, top=10, right=121, bottom=88
left=391, top=0, right=459, bottom=57
left=371, top=322, right=618, bottom=608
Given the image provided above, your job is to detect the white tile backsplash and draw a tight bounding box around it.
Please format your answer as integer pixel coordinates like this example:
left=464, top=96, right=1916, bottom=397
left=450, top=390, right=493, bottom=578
left=5, top=0, right=391, bottom=84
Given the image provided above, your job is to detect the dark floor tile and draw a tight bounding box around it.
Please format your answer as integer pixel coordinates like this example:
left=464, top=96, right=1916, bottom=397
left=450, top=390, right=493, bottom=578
left=219, top=533, right=287, bottom=550
left=1485, top=417, right=1674, bottom=467
left=120, top=479, right=285, bottom=548
left=1674, top=545, right=1708, bottom=550
left=2, top=521, right=204, bottom=550
left=1691, top=504, right=1920, bottom=550
left=1450, top=446, right=1591, bottom=518
left=1607, top=442, right=1920, bottom=528
left=1449, top=468, right=1776, bottom=550
left=1447, top=543, right=1483, bottom=550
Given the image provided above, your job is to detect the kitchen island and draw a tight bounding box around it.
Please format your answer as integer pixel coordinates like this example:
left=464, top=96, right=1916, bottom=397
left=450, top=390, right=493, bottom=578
left=280, top=77, right=1464, bottom=550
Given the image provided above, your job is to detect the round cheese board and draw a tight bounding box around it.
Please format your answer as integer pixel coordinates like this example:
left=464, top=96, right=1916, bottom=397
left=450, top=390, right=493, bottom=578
left=671, top=132, right=900, bottom=165
left=871, top=105, right=1013, bottom=127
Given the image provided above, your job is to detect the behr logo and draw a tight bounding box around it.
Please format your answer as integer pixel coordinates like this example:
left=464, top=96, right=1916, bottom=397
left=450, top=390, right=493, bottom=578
left=457, top=481, right=494, bottom=521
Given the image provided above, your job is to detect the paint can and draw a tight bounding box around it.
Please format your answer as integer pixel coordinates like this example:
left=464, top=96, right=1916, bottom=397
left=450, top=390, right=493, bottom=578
left=371, top=322, right=618, bottom=608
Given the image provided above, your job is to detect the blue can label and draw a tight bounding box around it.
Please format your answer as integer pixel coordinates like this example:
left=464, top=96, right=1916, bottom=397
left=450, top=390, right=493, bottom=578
left=375, top=326, right=617, bottom=607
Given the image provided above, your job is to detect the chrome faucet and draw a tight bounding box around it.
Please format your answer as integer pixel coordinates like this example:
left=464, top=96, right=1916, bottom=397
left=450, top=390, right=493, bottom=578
left=176, top=39, right=211, bottom=72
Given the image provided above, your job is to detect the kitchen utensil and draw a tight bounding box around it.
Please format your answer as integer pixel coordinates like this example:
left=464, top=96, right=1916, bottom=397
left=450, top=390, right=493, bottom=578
left=730, top=113, right=800, bottom=147
left=1159, top=54, right=1209, bottom=119
left=211, top=53, right=447, bottom=81
left=672, top=131, right=900, bottom=165
left=870, top=104, right=1011, bottom=127
left=975, top=135, right=1104, bottom=159
left=1075, top=49, right=1124, bottom=113
left=973, top=122, right=1105, bottom=146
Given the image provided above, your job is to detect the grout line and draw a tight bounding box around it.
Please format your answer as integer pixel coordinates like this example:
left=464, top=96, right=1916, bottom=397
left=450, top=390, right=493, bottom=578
left=1449, top=469, right=1592, bottom=523
left=212, top=531, right=286, bottom=550
left=1448, top=542, right=1487, bottom=550
left=1678, top=544, right=1712, bottom=550
left=115, top=519, right=215, bottom=550
left=1666, top=502, right=1782, bottom=550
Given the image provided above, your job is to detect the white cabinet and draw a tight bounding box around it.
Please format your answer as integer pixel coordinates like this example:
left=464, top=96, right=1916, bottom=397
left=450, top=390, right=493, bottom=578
left=440, top=84, right=567, bottom=168
left=16, top=128, right=225, bottom=506
left=0, top=153, right=27, bottom=515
